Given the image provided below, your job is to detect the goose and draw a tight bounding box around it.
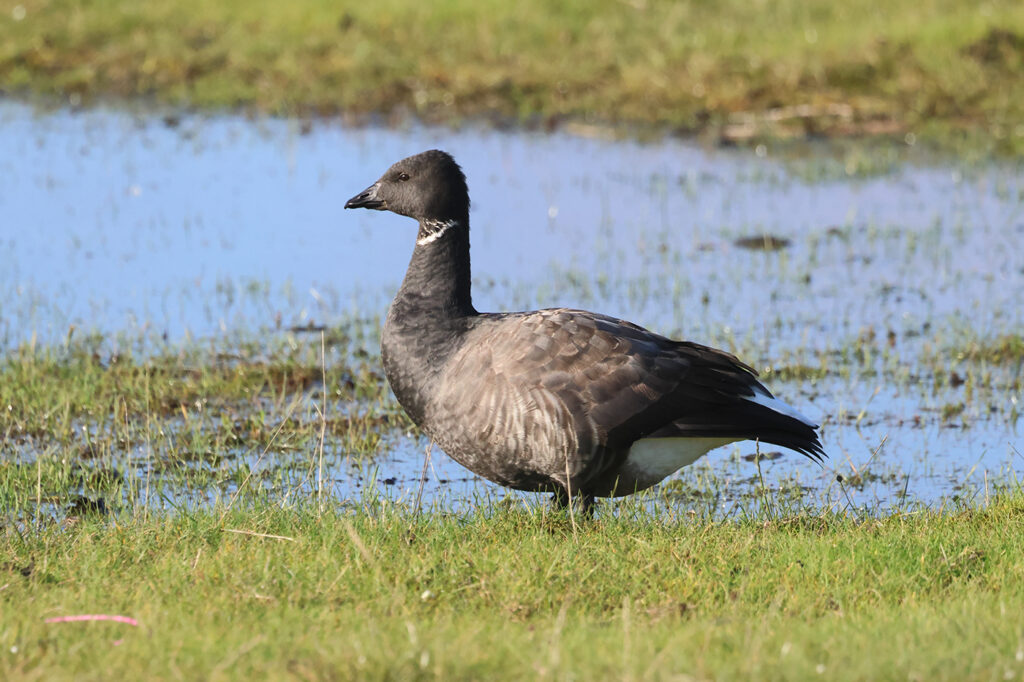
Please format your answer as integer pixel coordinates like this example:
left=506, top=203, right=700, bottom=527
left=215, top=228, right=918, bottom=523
left=345, top=150, right=825, bottom=511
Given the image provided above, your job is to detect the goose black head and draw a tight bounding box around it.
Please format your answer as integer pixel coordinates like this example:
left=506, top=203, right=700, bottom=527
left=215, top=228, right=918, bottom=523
left=345, top=150, right=469, bottom=223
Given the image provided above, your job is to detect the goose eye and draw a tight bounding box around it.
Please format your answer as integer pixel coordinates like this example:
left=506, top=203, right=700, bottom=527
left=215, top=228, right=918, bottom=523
left=398, top=172, right=410, bottom=182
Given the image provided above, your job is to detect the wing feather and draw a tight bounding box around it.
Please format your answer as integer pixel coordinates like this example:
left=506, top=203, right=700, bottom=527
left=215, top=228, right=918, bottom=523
left=428, top=308, right=823, bottom=492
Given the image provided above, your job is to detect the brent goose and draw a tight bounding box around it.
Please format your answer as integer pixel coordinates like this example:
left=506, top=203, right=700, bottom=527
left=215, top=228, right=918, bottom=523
left=346, top=150, right=825, bottom=511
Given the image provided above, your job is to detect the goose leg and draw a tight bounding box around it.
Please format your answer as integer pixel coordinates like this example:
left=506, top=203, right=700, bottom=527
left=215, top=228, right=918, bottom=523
left=551, top=488, right=597, bottom=517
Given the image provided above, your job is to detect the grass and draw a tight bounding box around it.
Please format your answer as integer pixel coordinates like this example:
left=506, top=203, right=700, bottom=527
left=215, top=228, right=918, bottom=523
left=2, top=496, right=1024, bottom=679
left=0, top=327, right=403, bottom=446
left=2, top=0, right=1024, bottom=153
left=951, top=334, right=1024, bottom=365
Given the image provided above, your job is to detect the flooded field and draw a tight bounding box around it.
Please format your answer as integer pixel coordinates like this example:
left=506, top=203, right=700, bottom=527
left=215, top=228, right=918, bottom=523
left=1, top=102, right=1021, bottom=519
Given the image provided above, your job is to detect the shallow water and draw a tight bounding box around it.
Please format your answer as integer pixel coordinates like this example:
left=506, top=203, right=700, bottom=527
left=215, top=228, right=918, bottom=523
left=1, top=102, right=1021, bottom=516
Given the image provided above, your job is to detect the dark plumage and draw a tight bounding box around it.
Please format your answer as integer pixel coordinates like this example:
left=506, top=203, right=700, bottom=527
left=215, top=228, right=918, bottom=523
left=346, top=150, right=825, bottom=510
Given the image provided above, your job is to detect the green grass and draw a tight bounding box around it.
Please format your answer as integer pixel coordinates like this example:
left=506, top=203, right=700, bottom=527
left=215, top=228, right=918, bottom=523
left=0, top=327, right=403, bottom=446
left=2, top=0, right=1024, bottom=153
left=3, top=497, right=1024, bottom=679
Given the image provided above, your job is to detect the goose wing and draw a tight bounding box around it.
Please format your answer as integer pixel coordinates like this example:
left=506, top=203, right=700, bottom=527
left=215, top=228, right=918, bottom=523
left=429, top=308, right=822, bottom=490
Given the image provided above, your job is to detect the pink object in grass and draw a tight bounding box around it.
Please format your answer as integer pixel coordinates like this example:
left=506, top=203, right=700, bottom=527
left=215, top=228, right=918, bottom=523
left=45, top=614, right=140, bottom=627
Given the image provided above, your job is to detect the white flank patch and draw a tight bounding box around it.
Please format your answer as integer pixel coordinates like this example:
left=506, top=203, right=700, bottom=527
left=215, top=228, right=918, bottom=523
left=417, top=219, right=459, bottom=246
left=625, top=437, right=735, bottom=482
left=744, top=388, right=816, bottom=426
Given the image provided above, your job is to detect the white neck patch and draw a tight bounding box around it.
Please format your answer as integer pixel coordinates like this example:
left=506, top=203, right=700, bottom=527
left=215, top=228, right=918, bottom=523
left=417, top=219, right=459, bottom=246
